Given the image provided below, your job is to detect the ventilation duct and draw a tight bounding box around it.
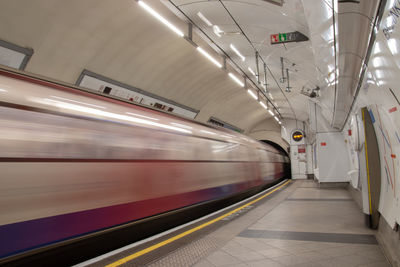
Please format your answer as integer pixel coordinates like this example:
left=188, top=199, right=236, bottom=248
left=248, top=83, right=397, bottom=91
left=331, top=0, right=380, bottom=129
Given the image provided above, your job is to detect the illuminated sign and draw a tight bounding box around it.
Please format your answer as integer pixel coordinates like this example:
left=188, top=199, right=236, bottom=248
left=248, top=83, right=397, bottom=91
left=292, top=131, right=304, bottom=142
left=270, top=31, right=308, bottom=45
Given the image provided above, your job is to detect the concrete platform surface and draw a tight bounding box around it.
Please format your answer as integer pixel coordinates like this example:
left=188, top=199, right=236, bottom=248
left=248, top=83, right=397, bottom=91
left=153, top=180, right=390, bottom=267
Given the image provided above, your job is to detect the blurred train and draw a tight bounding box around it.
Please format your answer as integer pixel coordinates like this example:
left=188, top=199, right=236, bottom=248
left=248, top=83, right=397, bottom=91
left=0, top=69, right=290, bottom=265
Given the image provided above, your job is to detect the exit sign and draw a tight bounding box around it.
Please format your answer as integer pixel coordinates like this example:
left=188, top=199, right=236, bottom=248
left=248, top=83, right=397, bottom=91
left=270, top=31, right=308, bottom=45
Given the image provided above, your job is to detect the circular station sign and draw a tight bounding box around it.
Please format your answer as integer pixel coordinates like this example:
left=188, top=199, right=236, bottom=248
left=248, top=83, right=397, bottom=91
left=292, top=130, right=304, bottom=142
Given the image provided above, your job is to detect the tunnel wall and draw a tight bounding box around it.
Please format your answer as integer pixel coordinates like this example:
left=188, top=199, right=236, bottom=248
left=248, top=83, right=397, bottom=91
left=336, top=1, right=400, bottom=264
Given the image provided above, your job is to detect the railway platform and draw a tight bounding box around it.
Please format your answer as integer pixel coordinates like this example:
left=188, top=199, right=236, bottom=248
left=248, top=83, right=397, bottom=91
left=77, top=179, right=389, bottom=267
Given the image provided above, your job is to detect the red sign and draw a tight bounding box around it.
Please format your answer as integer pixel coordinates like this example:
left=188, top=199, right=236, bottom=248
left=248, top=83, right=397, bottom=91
left=321, top=142, right=327, bottom=146
left=271, top=34, right=279, bottom=43
left=391, top=154, right=396, bottom=158
left=389, top=107, right=397, bottom=113
left=348, top=129, right=352, bottom=136
left=298, top=148, right=306, bottom=153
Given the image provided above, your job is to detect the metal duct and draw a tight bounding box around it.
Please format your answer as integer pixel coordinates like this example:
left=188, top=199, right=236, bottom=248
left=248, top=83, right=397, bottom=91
left=331, top=0, right=380, bottom=129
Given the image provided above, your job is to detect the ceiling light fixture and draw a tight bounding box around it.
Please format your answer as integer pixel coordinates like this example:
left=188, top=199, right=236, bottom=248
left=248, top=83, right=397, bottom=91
left=138, top=1, right=184, bottom=37
left=278, top=121, right=282, bottom=125
left=274, top=116, right=279, bottom=122
left=248, top=67, right=256, bottom=76
left=228, top=73, right=244, bottom=87
left=230, top=44, right=245, bottom=61
left=197, top=47, right=222, bottom=68
left=268, top=109, right=274, bottom=116
left=213, top=25, right=223, bottom=37
left=197, top=11, right=213, bottom=26
left=247, top=89, right=258, bottom=100
left=259, top=101, right=267, bottom=109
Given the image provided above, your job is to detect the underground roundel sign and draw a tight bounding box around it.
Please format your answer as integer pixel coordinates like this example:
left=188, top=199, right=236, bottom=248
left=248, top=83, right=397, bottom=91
left=292, top=131, right=304, bottom=142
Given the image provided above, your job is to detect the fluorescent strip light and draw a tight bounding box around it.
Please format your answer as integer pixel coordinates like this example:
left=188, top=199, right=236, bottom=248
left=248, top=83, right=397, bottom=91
left=197, top=11, right=213, bottom=26
left=51, top=96, right=106, bottom=109
left=228, top=73, right=244, bottom=87
left=278, top=121, right=282, bottom=125
left=170, top=122, right=193, bottom=129
left=197, top=47, right=222, bottom=68
left=259, top=101, right=267, bottom=109
left=268, top=109, right=274, bottom=116
left=200, top=130, right=216, bottom=135
left=274, top=116, right=279, bottom=122
left=138, top=1, right=184, bottom=37
left=247, top=89, right=258, bottom=100
left=248, top=67, right=256, bottom=76
left=213, top=25, right=222, bottom=37
left=230, top=44, right=245, bottom=61
left=126, top=112, right=159, bottom=121
left=268, top=92, right=274, bottom=100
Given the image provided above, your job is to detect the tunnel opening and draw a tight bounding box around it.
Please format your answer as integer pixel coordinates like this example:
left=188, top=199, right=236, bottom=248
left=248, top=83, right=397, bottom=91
left=260, top=140, right=289, bottom=157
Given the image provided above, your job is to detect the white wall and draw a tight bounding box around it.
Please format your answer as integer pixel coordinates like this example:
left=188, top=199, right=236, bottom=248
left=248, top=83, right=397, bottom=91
left=315, top=132, right=350, bottom=182
left=335, top=0, right=400, bottom=228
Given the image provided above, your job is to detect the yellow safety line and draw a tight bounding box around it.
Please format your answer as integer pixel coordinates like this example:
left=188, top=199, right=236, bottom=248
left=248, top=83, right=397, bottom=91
left=106, top=180, right=291, bottom=267
left=362, top=109, right=373, bottom=215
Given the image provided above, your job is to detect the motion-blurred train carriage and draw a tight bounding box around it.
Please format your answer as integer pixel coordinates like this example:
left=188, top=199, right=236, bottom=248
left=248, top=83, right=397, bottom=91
left=0, top=69, right=289, bottom=262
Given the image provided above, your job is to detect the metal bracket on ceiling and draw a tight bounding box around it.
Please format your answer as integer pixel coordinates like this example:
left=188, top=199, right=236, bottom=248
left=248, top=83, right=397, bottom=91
left=285, top=68, right=291, bottom=92
left=188, top=23, right=193, bottom=40
left=223, top=55, right=227, bottom=70
left=255, top=51, right=260, bottom=85
left=280, top=57, right=286, bottom=83
left=263, top=63, right=268, bottom=93
left=183, top=23, right=197, bottom=47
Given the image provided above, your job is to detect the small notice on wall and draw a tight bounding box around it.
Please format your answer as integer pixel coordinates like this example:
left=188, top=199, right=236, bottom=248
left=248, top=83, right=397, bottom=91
left=76, top=70, right=198, bottom=119
left=0, top=39, right=33, bottom=70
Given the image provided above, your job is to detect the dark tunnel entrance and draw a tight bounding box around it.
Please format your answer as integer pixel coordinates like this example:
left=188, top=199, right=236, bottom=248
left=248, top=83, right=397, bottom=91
left=260, top=140, right=289, bottom=157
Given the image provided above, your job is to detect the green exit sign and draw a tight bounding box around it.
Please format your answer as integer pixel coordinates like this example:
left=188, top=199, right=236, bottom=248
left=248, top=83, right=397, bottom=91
left=271, top=31, right=308, bottom=45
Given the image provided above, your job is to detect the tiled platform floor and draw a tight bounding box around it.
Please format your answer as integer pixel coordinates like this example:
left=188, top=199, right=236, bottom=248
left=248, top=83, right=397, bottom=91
left=150, top=180, right=390, bottom=267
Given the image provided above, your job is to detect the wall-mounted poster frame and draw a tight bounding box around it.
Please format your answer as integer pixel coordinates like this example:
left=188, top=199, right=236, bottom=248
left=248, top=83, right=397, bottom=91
left=76, top=69, right=199, bottom=119
left=207, top=117, right=243, bottom=133
left=0, top=39, right=33, bottom=70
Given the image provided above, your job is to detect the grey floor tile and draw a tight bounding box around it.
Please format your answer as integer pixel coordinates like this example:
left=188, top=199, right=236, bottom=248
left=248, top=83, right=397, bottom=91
left=224, top=264, right=248, bottom=267
left=246, top=258, right=285, bottom=267
left=339, top=254, right=379, bottom=266
left=283, top=244, right=315, bottom=254
left=358, top=261, right=391, bottom=267
left=258, top=248, right=292, bottom=258
left=354, top=247, right=387, bottom=262
left=232, top=251, right=265, bottom=262
left=315, top=258, right=358, bottom=267
left=290, top=262, right=325, bottom=267
left=319, top=246, right=359, bottom=257
left=206, top=251, right=242, bottom=266
left=271, top=254, right=311, bottom=266
left=299, top=241, right=344, bottom=251
left=261, top=239, right=308, bottom=249
left=192, top=259, right=216, bottom=267
left=295, top=251, right=330, bottom=261
left=221, top=242, right=253, bottom=255
left=289, top=187, right=351, bottom=199
left=233, top=237, right=276, bottom=252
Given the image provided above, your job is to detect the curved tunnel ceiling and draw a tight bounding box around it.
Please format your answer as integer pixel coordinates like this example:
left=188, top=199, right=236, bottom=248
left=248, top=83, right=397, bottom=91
left=0, top=0, right=342, bottom=133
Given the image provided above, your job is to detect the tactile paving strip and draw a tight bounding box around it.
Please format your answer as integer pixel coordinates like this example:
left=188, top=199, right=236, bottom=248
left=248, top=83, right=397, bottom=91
left=147, top=236, right=222, bottom=267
